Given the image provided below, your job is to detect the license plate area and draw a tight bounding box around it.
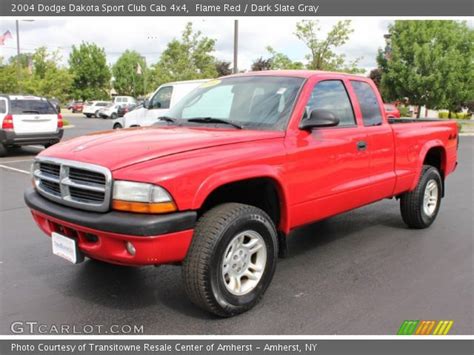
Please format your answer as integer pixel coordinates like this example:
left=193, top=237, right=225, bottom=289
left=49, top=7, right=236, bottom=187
left=52, top=232, right=84, bottom=264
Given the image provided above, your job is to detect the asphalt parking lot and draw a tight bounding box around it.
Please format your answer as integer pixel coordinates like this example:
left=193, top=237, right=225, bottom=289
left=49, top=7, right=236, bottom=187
left=0, top=114, right=472, bottom=335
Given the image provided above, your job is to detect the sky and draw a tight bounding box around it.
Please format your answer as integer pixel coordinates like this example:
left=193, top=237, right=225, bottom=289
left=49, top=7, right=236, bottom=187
left=0, top=18, right=391, bottom=74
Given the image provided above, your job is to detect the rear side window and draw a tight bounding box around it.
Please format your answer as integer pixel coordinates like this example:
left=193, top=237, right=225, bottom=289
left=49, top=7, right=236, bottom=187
left=351, top=81, right=383, bottom=126
left=306, top=80, right=356, bottom=126
left=10, top=100, right=56, bottom=115
left=96, top=102, right=108, bottom=107
left=0, top=99, right=6, bottom=114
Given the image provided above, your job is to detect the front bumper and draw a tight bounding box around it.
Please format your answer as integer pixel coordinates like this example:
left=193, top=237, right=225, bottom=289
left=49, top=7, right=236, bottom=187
left=1, top=129, right=63, bottom=146
left=24, top=188, right=196, bottom=266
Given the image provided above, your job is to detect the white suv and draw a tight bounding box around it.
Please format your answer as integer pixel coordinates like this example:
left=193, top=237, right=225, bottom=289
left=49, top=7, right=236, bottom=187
left=0, top=95, right=63, bottom=156
left=82, top=101, right=110, bottom=118
left=112, top=79, right=210, bottom=129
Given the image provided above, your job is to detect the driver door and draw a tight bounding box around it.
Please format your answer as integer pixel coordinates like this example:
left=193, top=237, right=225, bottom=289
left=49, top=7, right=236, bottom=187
left=286, top=78, right=371, bottom=227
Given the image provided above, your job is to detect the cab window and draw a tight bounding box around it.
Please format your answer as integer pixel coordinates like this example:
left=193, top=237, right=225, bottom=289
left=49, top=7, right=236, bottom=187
left=306, top=80, right=356, bottom=127
left=351, top=80, right=383, bottom=126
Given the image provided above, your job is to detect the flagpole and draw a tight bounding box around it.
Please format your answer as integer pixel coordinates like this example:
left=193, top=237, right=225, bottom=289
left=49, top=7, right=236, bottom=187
left=16, top=20, right=21, bottom=93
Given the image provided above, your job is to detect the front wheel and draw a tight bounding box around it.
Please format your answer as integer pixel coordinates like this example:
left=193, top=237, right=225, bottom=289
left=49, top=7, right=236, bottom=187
left=113, top=123, right=122, bottom=129
left=400, top=165, right=442, bottom=229
left=183, top=203, right=278, bottom=317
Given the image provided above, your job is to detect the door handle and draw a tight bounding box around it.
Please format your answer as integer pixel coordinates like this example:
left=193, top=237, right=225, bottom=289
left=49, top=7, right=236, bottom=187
left=357, top=141, right=367, bottom=151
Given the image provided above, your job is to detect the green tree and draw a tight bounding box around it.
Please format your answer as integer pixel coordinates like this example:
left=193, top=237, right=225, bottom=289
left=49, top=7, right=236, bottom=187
left=265, top=46, right=304, bottom=70
left=112, top=50, right=146, bottom=97
left=378, top=20, right=474, bottom=116
left=251, top=57, right=273, bottom=71
left=69, top=42, right=111, bottom=100
left=215, top=60, right=232, bottom=76
left=150, top=22, right=217, bottom=86
left=295, top=20, right=363, bottom=73
left=22, top=47, right=73, bottom=101
left=0, top=58, right=23, bottom=93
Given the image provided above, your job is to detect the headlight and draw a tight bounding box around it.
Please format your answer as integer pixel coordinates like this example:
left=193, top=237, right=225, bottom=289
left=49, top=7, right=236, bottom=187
left=112, top=181, right=176, bottom=214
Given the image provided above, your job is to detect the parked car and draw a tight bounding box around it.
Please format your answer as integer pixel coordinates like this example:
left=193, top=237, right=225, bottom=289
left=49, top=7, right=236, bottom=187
left=97, top=103, right=120, bottom=119
left=0, top=94, right=63, bottom=156
left=113, top=96, right=137, bottom=106
left=115, top=79, right=210, bottom=129
left=384, top=103, right=401, bottom=118
left=71, top=101, right=84, bottom=113
left=117, top=103, right=137, bottom=117
left=48, top=98, right=61, bottom=113
left=83, top=101, right=110, bottom=118
left=24, top=71, right=458, bottom=317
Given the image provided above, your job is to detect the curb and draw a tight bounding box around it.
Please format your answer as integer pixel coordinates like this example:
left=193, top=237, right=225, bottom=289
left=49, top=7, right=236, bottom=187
left=63, top=125, right=75, bottom=129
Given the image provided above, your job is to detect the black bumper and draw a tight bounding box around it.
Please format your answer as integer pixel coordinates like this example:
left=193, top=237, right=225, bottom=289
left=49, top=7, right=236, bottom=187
left=24, top=188, right=197, bottom=237
left=0, top=129, right=63, bottom=146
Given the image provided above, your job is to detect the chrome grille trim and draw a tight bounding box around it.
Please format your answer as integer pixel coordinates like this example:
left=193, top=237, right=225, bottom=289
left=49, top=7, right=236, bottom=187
left=32, top=157, right=112, bottom=212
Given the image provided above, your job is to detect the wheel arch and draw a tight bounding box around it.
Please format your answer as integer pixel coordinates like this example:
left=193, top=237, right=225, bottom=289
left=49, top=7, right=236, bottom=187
left=412, top=142, right=447, bottom=195
left=192, top=167, right=290, bottom=255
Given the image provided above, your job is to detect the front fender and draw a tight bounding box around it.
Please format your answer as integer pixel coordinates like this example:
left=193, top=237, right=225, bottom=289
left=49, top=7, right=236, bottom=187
left=191, top=165, right=291, bottom=233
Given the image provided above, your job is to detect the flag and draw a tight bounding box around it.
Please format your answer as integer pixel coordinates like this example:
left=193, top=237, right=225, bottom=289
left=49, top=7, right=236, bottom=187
left=0, top=30, right=13, bottom=45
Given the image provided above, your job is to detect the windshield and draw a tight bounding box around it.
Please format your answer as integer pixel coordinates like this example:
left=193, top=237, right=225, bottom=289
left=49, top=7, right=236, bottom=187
left=166, top=76, right=304, bottom=130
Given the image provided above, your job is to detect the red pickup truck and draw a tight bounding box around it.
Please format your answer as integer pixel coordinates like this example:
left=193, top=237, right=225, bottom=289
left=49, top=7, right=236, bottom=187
left=25, top=71, right=458, bottom=317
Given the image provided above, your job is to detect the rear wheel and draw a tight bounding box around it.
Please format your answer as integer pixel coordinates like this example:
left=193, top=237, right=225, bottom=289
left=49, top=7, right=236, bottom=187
left=85, top=114, right=91, bottom=118
left=0, top=143, right=7, bottom=157
left=183, top=203, right=278, bottom=317
left=400, top=165, right=442, bottom=229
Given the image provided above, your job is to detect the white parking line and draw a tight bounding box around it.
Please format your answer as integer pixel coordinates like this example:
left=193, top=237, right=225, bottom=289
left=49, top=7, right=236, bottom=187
left=0, top=159, right=34, bottom=164
left=0, top=164, right=30, bottom=175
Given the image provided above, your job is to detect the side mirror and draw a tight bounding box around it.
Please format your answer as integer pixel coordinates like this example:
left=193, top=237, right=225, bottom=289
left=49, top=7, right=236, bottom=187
left=143, top=99, right=150, bottom=109
left=300, top=109, right=340, bottom=130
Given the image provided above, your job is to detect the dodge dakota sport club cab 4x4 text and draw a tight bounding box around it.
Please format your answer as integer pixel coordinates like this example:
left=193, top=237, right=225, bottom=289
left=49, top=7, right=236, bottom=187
left=25, top=71, right=458, bottom=317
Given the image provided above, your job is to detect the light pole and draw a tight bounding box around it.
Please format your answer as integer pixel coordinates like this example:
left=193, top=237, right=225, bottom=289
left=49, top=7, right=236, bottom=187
left=233, top=20, right=238, bottom=73
left=15, top=19, right=34, bottom=93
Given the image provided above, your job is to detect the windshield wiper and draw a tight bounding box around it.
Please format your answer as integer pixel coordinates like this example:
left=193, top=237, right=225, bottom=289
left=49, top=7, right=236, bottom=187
left=22, top=110, right=40, bottom=114
left=157, top=116, right=178, bottom=124
left=187, top=117, right=243, bottom=129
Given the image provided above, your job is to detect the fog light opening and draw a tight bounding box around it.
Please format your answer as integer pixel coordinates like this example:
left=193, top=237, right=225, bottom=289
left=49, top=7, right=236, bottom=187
left=126, top=242, right=136, bottom=256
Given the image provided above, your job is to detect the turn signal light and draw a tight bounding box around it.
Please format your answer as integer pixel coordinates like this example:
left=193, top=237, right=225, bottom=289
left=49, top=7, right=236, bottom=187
left=112, top=200, right=177, bottom=214
left=2, top=114, right=14, bottom=130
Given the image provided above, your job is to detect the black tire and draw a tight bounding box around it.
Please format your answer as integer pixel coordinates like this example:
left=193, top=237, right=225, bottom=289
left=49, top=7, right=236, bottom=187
left=85, top=114, right=91, bottom=118
left=400, top=165, right=442, bottom=229
left=113, top=123, right=122, bottom=129
left=183, top=203, right=278, bottom=317
left=0, top=143, right=7, bottom=157
left=72, top=109, right=76, bottom=113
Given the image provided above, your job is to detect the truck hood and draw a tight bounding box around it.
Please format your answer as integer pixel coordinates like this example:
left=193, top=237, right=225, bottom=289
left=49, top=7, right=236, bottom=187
left=40, top=126, right=284, bottom=171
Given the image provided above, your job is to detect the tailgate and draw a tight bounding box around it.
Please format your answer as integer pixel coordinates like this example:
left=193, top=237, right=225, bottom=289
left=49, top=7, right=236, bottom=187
left=10, top=99, right=58, bottom=134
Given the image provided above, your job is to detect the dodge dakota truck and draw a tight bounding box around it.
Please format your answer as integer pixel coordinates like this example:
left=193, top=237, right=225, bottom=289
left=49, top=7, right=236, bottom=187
left=24, top=71, right=458, bottom=317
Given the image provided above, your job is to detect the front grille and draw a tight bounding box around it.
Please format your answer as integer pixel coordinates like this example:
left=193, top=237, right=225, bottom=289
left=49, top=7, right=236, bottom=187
left=69, top=186, right=105, bottom=203
left=40, top=180, right=61, bottom=195
left=69, top=167, right=106, bottom=186
left=39, top=162, right=60, bottom=178
left=34, top=158, right=112, bottom=212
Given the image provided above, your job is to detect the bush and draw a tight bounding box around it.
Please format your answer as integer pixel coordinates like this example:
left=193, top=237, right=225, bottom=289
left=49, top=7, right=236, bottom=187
left=398, top=106, right=411, bottom=117
left=63, top=119, right=70, bottom=126
left=438, top=111, right=449, bottom=119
